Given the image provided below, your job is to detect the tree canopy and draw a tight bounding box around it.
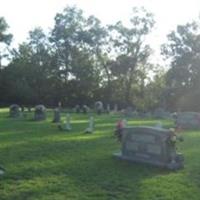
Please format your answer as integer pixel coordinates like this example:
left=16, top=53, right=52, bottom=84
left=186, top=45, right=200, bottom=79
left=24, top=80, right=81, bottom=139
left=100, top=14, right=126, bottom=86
left=1, top=6, right=200, bottom=111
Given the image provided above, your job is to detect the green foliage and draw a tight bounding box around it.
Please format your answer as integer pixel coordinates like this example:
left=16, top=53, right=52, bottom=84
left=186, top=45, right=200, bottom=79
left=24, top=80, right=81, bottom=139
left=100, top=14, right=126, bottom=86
left=162, top=21, right=200, bottom=111
left=0, top=6, right=161, bottom=110
left=0, top=17, right=12, bottom=45
left=0, top=17, right=12, bottom=69
left=108, top=7, right=155, bottom=106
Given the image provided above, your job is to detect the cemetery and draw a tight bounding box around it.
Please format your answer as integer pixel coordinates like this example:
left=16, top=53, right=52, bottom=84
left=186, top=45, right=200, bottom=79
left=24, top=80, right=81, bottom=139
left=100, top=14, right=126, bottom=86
left=0, top=107, right=200, bottom=200
left=1, top=2, right=200, bottom=200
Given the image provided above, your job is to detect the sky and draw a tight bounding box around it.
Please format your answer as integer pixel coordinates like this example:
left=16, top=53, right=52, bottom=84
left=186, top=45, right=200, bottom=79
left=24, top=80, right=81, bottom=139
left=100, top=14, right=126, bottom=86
left=0, top=0, right=200, bottom=64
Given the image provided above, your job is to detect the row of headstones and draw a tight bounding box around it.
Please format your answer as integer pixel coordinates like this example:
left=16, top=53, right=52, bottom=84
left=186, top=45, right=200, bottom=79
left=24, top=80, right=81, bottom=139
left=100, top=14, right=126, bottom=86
left=9, top=104, right=95, bottom=133
left=9, top=101, right=115, bottom=118
left=123, top=107, right=173, bottom=119
left=9, top=104, right=46, bottom=120
left=74, top=102, right=118, bottom=114
left=57, top=114, right=94, bottom=133
left=10, top=104, right=200, bottom=129
left=123, top=107, right=200, bottom=129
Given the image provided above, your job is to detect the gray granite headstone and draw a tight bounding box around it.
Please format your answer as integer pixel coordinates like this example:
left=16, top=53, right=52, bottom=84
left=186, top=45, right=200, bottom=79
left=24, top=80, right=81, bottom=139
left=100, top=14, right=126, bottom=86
left=9, top=104, right=21, bottom=118
left=113, top=126, right=184, bottom=170
left=84, top=116, right=94, bottom=133
left=154, top=108, right=171, bottom=119
left=106, top=104, right=110, bottom=114
left=52, top=108, right=61, bottom=123
left=95, top=101, right=103, bottom=115
left=82, top=105, right=89, bottom=114
left=114, top=104, right=118, bottom=112
left=144, top=112, right=152, bottom=118
left=34, top=105, right=46, bottom=121
left=74, top=105, right=80, bottom=113
left=132, top=110, right=139, bottom=118
left=124, top=107, right=133, bottom=117
left=58, top=114, right=71, bottom=131
left=176, top=112, right=200, bottom=129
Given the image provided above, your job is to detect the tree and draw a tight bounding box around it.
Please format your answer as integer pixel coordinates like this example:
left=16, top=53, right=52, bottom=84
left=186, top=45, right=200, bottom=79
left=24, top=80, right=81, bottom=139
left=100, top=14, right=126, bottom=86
left=0, top=17, right=12, bottom=69
left=161, top=21, right=200, bottom=110
left=3, top=27, right=57, bottom=105
left=108, top=7, right=155, bottom=106
left=50, top=6, right=104, bottom=105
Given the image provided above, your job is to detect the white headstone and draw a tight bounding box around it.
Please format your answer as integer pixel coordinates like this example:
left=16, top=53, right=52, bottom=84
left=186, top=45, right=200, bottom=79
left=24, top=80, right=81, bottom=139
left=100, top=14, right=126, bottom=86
left=122, top=119, right=128, bottom=127
left=114, top=104, right=118, bottom=112
left=64, top=113, right=71, bottom=131
left=84, top=116, right=94, bottom=133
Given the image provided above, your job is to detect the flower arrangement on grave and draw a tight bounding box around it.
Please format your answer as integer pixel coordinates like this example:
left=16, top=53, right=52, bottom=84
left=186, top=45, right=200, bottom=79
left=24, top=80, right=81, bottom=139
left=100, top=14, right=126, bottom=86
left=167, top=128, right=183, bottom=146
left=114, top=119, right=126, bottom=142
left=166, top=128, right=184, bottom=168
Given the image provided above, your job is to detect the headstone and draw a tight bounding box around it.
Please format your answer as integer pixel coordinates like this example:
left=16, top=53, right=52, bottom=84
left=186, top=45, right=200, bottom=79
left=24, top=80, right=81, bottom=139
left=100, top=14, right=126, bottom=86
left=172, top=112, right=178, bottom=120
left=144, top=112, right=152, bottom=119
left=176, top=112, right=200, bottom=129
left=22, top=109, right=28, bottom=118
left=122, top=119, right=128, bottom=128
left=114, top=104, right=118, bottom=112
left=84, top=116, right=94, bottom=133
left=132, top=110, right=139, bottom=118
left=52, top=108, right=61, bottom=123
left=82, top=105, right=89, bottom=114
left=28, top=106, right=32, bottom=112
left=9, top=104, right=21, bottom=118
left=74, top=105, right=80, bottom=113
left=65, top=113, right=72, bottom=130
left=58, top=114, right=71, bottom=131
left=95, top=101, right=103, bottom=115
left=113, top=126, right=184, bottom=170
left=124, top=107, right=133, bottom=117
left=106, top=104, right=110, bottom=114
left=34, top=105, right=46, bottom=121
left=58, top=101, right=62, bottom=110
left=154, top=108, right=171, bottom=119
left=155, top=121, right=163, bottom=128
left=21, top=105, right=25, bottom=112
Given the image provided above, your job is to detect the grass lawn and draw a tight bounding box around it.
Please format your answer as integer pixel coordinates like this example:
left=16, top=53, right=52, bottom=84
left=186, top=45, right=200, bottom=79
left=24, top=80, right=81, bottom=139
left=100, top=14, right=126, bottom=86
left=0, top=108, right=200, bottom=200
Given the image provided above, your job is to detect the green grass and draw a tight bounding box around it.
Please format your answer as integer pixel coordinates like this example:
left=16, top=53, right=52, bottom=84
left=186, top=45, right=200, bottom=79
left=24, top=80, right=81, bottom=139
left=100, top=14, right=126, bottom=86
left=0, top=109, right=200, bottom=200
